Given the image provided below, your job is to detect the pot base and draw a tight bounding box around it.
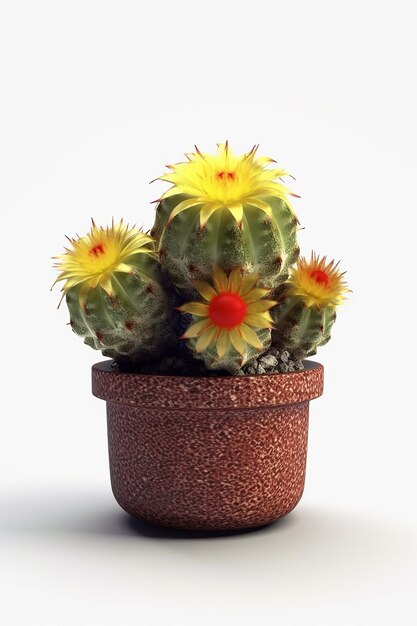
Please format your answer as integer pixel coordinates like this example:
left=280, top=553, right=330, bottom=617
left=125, top=509, right=296, bottom=535
left=107, top=402, right=309, bottom=531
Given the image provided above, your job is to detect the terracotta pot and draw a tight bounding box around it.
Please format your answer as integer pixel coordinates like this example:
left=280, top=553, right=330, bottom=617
left=92, top=360, right=323, bottom=531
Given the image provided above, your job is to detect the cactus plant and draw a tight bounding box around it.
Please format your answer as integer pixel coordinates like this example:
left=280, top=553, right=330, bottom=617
left=271, top=253, right=349, bottom=359
left=151, top=142, right=300, bottom=293
left=53, top=220, right=175, bottom=365
left=53, top=143, right=349, bottom=375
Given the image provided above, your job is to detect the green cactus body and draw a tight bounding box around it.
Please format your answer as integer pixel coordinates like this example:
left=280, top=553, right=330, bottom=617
left=67, top=254, right=175, bottom=365
left=152, top=194, right=299, bottom=294
left=271, top=296, right=337, bottom=359
left=317, top=307, right=337, bottom=350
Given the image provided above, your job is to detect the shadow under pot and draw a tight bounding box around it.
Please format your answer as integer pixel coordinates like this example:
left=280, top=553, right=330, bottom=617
left=92, top=360, right=323, bottom=531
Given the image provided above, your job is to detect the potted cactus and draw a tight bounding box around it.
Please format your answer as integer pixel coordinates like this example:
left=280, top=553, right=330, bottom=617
left=53, top=142, right=349, bottom=531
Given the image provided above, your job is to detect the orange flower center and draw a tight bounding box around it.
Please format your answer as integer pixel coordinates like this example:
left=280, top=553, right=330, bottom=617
left=310, top=269, right=329, bottom=286
left=209, top=292, right=247, bottom=328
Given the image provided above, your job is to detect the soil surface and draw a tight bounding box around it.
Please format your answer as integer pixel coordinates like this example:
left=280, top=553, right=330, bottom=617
left=112, top=347, right=304, bottom=377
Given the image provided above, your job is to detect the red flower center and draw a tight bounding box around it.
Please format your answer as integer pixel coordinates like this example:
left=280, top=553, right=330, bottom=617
left=209, top=292, right=247, bottom=328
left=310, top=269, right=329, bottom=286
left=90, top=243, right=105, bottom=257
left=217, top=171, right=236, bottom=181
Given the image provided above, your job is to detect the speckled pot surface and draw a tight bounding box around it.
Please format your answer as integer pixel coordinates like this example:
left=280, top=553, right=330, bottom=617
left=92, top=360, right=323, bottom=531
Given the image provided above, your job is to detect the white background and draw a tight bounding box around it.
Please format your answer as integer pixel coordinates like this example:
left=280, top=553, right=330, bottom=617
left=0, top=1, right=416, bottom=624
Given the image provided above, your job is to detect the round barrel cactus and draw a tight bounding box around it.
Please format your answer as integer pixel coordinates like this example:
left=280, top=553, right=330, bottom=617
left=151, top=143, right=300, bottom=293
left=53, top=220, right=175, bottom=365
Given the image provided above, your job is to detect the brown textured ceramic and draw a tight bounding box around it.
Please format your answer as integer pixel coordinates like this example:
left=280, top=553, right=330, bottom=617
left=92, top=360, right=324, bottom=531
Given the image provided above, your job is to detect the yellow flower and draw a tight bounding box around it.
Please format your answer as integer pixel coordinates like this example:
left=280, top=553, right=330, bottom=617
left=178, top=266, right=276, bottom=359
left=288, top=253, right=350, bottom=308
left=53, top=219, right=156, bottom=301
left=156, top=142, right=298, bottom=227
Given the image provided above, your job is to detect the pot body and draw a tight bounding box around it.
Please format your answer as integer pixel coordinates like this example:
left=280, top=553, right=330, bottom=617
left=92, top=361, right=323, bottom=531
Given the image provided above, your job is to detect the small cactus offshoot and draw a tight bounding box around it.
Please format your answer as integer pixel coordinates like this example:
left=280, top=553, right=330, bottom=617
left=271, top=254, right=350, bottom=359
left=53, top=143, right=349, bottom=374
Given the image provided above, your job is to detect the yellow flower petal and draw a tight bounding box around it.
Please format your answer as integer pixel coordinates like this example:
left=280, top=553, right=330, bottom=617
left=228, top=267, right=243, bottom=293
left=200, top=203, right=222, bottom=227
left=158, top=173, right=177, bottom=184
left=177, top=302, right=209, bottom=316
left=212, top=265, right=228, bottom=293
left=114, top=263, right=133, bottom=274
left=267, top=168, right=291, bottom=179
left=192, top=280, right=217, bottom=301
left=89, top=275, right=101, bottom=289
left=98, top=276, right=114, bottom=297
left=246, top=299, right=277, bottom=313
left=159, top=186, right=183, bottom=200
left=195, top=326, right=217, bottom=352
left=167, top=198, right=202, bottom=222
left=245, top=198, right=272, bottom=217
left=229, top=328, right=245, bottom=355
left=253, top=185, right=289, bottom=196
left=216, top=329, right=230, bottom=358
left=182, top=319, right=212, bottom=339
left=243, top=288, right=270, bottom=303
left=256, top=156, right=278, bottom=167
left=244, top=313, right=274, bottom=328
left=227, top=202, right=243, bottom=223
left=239, top=324, right=263, bottom=349
left=240, top=274, right=259, bottom=295
left=78, top=282, right=91, bottom=306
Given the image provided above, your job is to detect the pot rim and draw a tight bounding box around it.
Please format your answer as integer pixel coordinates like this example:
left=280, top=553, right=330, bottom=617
left=92, top=359, right=324, bottom=410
